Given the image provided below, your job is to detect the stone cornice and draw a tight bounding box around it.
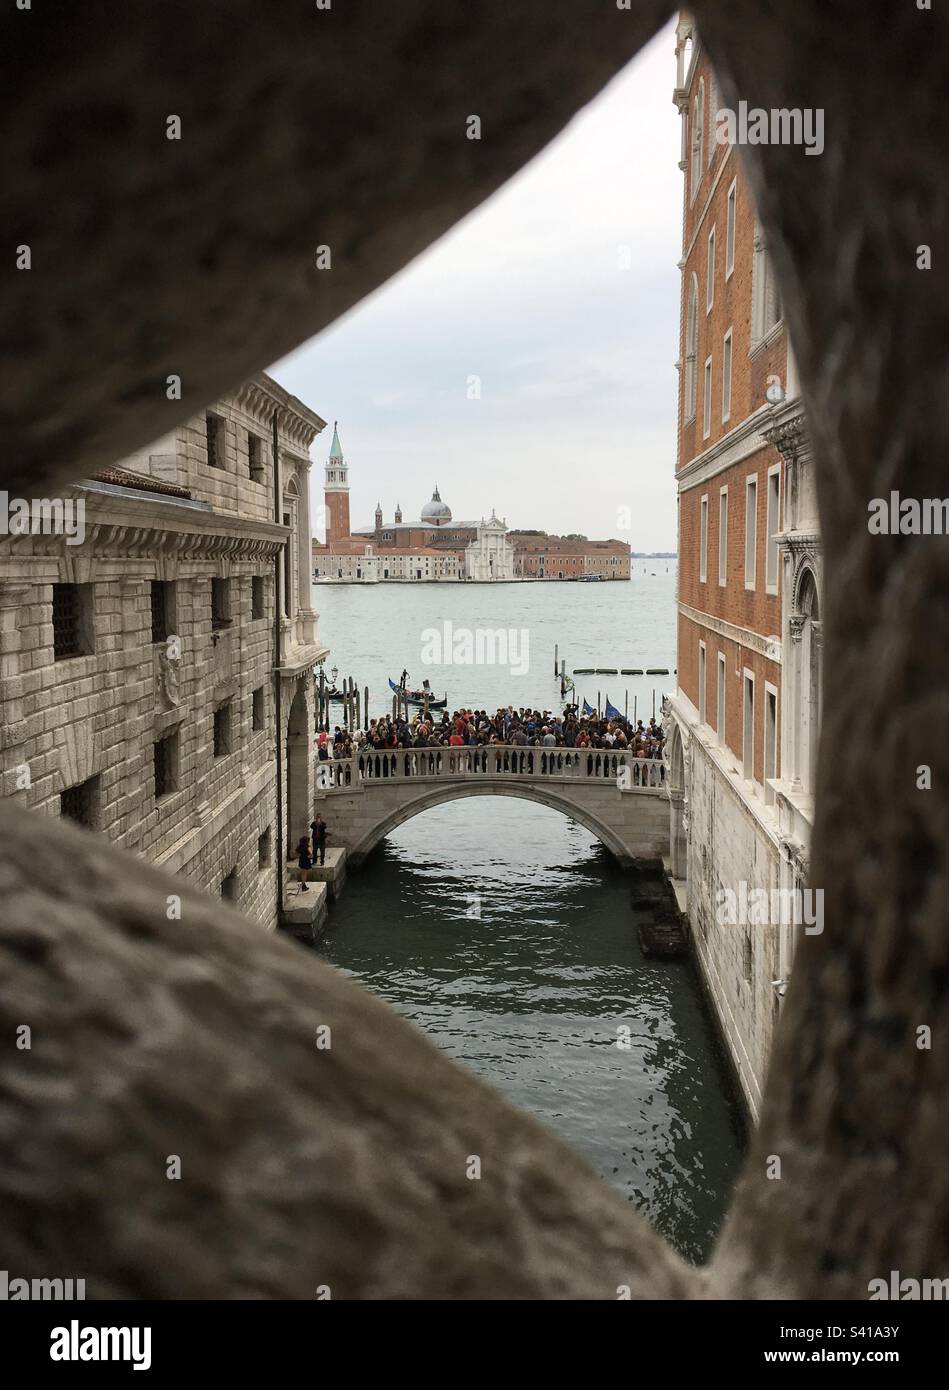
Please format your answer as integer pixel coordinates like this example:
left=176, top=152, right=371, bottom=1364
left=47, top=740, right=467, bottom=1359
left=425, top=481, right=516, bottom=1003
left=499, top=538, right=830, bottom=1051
left=678, top=600, right=782, bottom=664
left=234, top=374, right=327, bottom=452
left=6, top=489, right=288, bottom=562
left=677, top=405, right=776, bottom=492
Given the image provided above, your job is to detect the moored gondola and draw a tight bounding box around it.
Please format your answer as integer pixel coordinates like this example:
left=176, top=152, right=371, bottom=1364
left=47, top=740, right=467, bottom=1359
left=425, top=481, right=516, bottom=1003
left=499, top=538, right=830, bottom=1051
left=388, top=677, right=449, bottom=709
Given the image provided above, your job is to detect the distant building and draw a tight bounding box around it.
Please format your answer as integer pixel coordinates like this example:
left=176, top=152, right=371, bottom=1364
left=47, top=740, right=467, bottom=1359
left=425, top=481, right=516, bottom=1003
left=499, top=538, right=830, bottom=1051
left=312, top=432, right=625, bottom=582
left=0, top=373, right=328, bottom=932
left=664, top=16, right=821, bottom=1121
left=510, top=532, right=630, bottom=580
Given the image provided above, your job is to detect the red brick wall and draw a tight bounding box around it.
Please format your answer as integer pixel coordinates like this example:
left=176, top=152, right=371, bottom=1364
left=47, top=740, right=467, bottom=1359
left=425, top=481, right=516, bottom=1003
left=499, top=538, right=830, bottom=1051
left=675, top=48, right=790, bottom=780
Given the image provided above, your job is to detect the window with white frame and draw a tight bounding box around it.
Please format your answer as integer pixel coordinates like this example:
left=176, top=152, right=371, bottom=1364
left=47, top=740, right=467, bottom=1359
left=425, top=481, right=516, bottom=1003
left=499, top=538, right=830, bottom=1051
left=717, top=652, right=726, bottom=744
left=698, top=641, right=707, bottom=724
left=725, top=178, right=737, bottom=278
left=766, top=465, right=781, bottom=592
left=745, top=476, right=758, bottom=587
left=764, top=684, right=778, bottom=803
left=718, top=486, right=728, bottom=586
left=706, top=226, right=715, bottom=313
left=707, top=72, right=720, bottom=164
left=690, top=81, right=705, bottom=203
left=699, top=494, right=708, bottom=583
left=722, top=328, right=733, bottom=423
left=752, top=223, right=782, bottom=344
left=742, top=671, right=755, bottom=781
left=703, top=355, right=713, bottom=438
left=684, top=274, right=698, bottom=423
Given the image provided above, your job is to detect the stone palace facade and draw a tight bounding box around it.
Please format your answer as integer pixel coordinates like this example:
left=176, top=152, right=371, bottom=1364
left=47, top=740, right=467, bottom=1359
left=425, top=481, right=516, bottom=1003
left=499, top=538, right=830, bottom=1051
left=0, top=373, right=328, bottom=932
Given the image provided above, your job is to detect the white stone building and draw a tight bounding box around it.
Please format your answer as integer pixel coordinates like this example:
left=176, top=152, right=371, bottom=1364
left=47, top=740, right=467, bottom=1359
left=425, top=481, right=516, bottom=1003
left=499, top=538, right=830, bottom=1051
left=465, top=512, right=515, bottom=581
left=0, top=373, right=328, bottom=932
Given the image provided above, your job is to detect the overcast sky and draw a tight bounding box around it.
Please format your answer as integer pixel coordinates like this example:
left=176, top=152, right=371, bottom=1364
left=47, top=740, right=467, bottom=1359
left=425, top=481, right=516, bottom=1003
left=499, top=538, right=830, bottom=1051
left=270, top=19, right=681, bottom=553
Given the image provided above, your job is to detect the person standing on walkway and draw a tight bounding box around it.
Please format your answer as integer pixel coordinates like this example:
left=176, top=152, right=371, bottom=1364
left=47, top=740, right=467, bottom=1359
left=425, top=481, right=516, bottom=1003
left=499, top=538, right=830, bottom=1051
left=311, top=814, right=328, bottom=866
left=296, top=833, right=313, bottom=892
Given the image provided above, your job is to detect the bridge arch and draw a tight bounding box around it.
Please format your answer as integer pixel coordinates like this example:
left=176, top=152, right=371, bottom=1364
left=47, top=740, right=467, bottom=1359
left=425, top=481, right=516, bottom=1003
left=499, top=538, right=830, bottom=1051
left=346, top=782, right=638, bottom=866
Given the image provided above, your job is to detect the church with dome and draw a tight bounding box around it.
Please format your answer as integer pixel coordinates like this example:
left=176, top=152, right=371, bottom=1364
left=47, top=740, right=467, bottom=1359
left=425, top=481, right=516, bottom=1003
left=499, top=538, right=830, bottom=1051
left=311, top=426, right=629, bottom=583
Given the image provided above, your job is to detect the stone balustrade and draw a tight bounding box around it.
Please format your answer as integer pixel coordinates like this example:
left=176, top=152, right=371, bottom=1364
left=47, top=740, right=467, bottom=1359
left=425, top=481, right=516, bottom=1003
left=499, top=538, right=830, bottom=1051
left=316, top=745, right=665, bottom=792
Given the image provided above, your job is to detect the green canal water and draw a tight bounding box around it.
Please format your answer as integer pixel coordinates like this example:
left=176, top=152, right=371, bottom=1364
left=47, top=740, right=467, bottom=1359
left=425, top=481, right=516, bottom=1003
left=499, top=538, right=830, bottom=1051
left=307, top=570, right=745, bottom=1263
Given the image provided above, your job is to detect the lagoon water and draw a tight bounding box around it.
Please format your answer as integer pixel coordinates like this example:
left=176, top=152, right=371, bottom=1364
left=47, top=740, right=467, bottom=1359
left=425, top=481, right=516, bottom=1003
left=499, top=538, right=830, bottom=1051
left=308, top=565, right=744, bottom=1262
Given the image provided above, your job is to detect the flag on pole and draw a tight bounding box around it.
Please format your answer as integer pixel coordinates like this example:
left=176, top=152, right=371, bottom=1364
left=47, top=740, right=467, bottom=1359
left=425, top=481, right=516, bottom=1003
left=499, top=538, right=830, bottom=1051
left=605, top=697, right=622, bottom=720
left=582, top=699, right=595, bottom=717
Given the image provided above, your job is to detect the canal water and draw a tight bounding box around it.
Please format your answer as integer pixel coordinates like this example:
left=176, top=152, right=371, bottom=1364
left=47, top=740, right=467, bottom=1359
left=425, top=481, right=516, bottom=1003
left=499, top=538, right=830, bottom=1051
left=308, top=569, right=745, bottom=1263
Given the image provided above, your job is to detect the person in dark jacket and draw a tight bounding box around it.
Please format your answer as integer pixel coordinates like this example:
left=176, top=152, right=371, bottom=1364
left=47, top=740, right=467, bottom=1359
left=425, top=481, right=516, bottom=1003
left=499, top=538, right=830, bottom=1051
left=296, top=834, right=312, bottom=892
left=310, top=815, right=329, bottom=866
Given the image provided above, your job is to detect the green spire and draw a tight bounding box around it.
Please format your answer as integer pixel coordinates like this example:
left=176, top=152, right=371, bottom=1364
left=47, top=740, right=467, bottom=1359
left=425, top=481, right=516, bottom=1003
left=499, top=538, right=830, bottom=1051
left=328, top=421, right=343, bottom=461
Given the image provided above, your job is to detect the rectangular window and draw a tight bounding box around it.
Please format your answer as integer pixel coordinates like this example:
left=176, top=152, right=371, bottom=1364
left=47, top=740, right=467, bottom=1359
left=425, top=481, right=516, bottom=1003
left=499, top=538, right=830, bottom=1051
left=248, top=432, right=265, bottom=484
left=718, top=487, right=728, bottom=587
left=717, top=653, right=726, bottom=744
left=698, top=641, right=707, bottom=724
left=703, top=356, right=713, bottom=439
left=766, top=465, right=781, bottom=592
left=221, top=868, right=238, bottom=901
left=725, top=179, right=737, bottom=278
left=213, top=701, right=232, bottom=757
left=743, top=671, right=755, bottom=781
left=743, top=930, right=753, bottom=983
left=211, top=577, right=230, bottom=630
left=699, top=495, right=708, bottom=583
left=52, top=582, right=94, bottom=660
left=206, top=413, right=225, bottom=468
left=258, top=828, right=272, bottom=870
left=764, top=685, right=778, bottom=804
left=722, top=328, right=733, bottom=424
left=150, top=579, right=175, bottom=644
left=251, top=575, right=265, bottom=619
left=745, top=477, right=758, bottom=588
left=706, top=227, right=715, bottom=313
left=60, top=774, right=100, bottom=829
left=252, top=685, right=265, bottom=731
left=153, top=730, right=179, bottom=799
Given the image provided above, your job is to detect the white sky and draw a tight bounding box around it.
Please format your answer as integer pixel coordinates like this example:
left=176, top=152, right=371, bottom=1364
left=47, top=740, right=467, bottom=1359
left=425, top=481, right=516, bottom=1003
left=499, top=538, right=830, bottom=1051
left=271, top=19, right=681, bottom=553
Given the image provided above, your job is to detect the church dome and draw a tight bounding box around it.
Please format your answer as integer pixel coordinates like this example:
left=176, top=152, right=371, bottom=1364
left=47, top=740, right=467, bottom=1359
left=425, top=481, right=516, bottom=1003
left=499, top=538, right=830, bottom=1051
left=421, top=486, right=452, bottom=525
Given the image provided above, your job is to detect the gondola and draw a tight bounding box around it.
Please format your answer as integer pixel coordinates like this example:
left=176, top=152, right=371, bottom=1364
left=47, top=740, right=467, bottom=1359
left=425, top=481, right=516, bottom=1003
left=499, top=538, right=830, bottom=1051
left=388, top=677, right=448, bottom=709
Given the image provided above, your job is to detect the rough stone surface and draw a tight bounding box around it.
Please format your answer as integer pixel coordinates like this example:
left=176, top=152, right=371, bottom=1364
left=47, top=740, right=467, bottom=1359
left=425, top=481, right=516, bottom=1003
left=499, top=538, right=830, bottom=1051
left=1, top=0, right=948, bottom=1298
left=0, top=801, right=693, bottom=1300
left=0, top=0, right=672, bottom=501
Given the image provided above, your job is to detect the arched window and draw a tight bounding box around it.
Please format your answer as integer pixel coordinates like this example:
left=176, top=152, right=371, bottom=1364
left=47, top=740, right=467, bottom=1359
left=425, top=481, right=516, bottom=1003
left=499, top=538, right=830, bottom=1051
left=684, top=273, right=699, bottom=423
left=792, top=567, right=822, bottom=793
left=752, top=223, right=783, bottom=344
left=690, top=81, right=705, bottom=203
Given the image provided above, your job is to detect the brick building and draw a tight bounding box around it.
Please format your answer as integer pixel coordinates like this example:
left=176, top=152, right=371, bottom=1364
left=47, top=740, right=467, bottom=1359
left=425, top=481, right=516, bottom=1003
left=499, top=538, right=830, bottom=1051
left=510, top=532, right=631, bottom=580
left=0, top=373, right=328, bottom=932
left=664, top=15, right=822, bottom=1119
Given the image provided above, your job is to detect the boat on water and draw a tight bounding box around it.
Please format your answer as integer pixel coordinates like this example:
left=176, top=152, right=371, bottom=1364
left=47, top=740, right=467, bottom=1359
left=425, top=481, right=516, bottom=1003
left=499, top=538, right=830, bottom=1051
left=388, top=677, right=448, bottom=709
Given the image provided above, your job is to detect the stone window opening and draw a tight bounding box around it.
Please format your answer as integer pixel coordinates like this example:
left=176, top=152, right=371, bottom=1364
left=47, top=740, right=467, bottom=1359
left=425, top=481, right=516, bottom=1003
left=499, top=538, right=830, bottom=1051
left=153, top=730, right=179, bottom=799
left=150, top=579, right=175, bottom=644
left=52, top=582, right=95, bottom=660
left=251, top=575, right=265, bottom=620
left=213, top=701, right=232, bottom=757
left=60, top=774, right=100, bottom=829
left=206, top=413, right=225, bottom=469
left=248, top=432, right=265, bottom=484
left=257, top=828, right=272, bottom=870
left=211, top=577, right=231, bottom=630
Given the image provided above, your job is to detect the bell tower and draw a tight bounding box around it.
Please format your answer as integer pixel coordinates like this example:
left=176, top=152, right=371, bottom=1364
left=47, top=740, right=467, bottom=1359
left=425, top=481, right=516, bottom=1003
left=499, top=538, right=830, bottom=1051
left=323, top=422, right=350, bottom=543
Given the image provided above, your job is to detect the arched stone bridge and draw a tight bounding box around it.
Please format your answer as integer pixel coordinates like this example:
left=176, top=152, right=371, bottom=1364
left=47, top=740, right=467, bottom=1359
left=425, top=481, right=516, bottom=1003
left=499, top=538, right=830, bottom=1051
left=315, top=745, right=670, bottom=866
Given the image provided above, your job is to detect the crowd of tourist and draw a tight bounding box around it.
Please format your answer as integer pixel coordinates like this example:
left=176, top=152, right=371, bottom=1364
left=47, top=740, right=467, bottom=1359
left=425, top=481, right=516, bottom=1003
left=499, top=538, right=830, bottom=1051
left=317, top=704, right=665, bottom=763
